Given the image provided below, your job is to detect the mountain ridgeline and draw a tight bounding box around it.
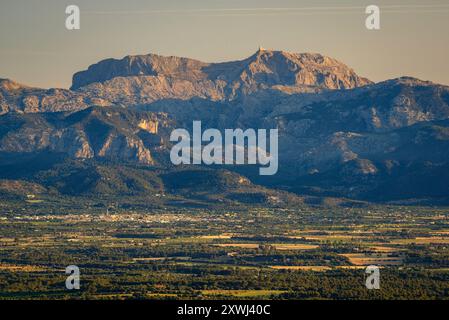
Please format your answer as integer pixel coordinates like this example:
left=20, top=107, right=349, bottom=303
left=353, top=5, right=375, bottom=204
left=1, top=49, right=449, bottom=205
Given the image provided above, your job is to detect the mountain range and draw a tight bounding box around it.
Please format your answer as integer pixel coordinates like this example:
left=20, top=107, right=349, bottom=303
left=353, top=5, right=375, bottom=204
left=1, top=48, right=449, bottom=205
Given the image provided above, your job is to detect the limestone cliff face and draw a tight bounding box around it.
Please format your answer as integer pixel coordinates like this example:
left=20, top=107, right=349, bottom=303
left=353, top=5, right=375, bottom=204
left=203, top=50, right=372, bottom=98
left=77, top=75, right=227, bottom=105
left=71, top=54, right=210, bottom=90
left=72, top=50, right=371, bottom=92
left=97, top=134, right=154, bottom=165
left=50, top=128, right=94, bottom=159
left=138, top=119, right=158, bottom=134
left=0, top=107, right=167, bottom=165
left=70, top=49, right=371, bottom=104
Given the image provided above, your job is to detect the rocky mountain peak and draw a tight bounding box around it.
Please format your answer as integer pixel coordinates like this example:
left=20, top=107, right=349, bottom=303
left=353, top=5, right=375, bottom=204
left=237, top=49, right=372, bottom=91
left=71, top=51, right=372, bottom=95
left=71, top=53, right=208, bottom=90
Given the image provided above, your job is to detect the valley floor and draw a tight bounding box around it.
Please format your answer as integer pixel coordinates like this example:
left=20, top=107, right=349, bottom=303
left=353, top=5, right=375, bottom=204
left=0, top=197, right=448, bottom=300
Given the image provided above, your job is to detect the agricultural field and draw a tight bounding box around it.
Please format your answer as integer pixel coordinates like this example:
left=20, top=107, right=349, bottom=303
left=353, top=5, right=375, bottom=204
left=0, top=196, right=448, bottom=300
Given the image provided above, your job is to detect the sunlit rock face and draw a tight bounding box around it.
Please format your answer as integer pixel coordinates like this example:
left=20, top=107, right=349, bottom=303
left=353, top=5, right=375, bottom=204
left=71, top=50, right=371, bottom=102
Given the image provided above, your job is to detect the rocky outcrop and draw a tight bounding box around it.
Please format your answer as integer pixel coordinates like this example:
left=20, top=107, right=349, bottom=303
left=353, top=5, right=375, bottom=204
left=50, top=128, right=94, bottom=159
left=138, top=119, right=158, bottom=134
left=71, top=54, right=209, bottom=90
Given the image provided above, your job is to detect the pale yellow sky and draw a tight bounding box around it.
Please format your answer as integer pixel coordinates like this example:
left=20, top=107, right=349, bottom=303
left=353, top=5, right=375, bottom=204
left=1, top=0, right=449, bottom=88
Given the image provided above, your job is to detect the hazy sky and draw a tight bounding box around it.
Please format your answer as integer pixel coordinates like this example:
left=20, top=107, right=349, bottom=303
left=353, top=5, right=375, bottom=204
left=1, top=0, right=449, bottom=88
